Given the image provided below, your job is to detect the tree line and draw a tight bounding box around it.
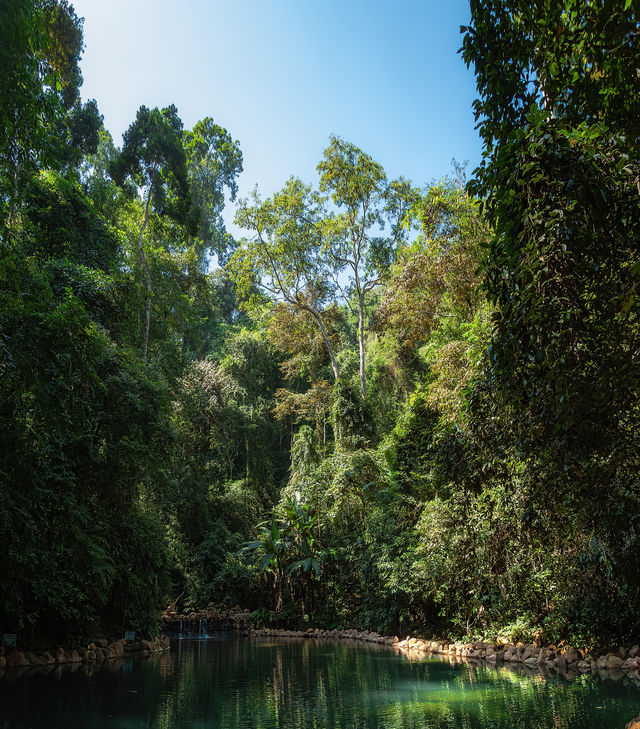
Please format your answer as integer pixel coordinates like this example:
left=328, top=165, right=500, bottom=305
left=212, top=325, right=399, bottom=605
left=0, top=0, right=638, bottom=650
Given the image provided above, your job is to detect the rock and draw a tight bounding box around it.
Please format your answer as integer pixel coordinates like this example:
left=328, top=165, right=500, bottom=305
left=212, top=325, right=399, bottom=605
left=42, top=652, right=55, bottom=665
left=141, top=639, right=151, bottom=652
left=618, top=646, right=628, bottom=660
left=55, top=647, right=67, bottom=664
left=563, top=646, right=579, bottom=664
left=606, top=655, right=624, bottom=670
left=626, top=717, right=640, bottom=729
left=7, top=651, right=29, bottom=668
left=107, top=641, right=123, bottom=659
left=622, top=658, right=640, bottom=671
left=553, top=656, right=568, bottom=670
left=629, top=645, right=639, bottom=658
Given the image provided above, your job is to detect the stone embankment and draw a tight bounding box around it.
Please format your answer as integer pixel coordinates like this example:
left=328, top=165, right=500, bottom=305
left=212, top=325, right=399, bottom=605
left=393, top=636, right=640, bottom=675
left=162, top=603, right=253, bottom=634
left=252, top=626, right=400, bottom=645
left=0, top=636, right=170, bottom=678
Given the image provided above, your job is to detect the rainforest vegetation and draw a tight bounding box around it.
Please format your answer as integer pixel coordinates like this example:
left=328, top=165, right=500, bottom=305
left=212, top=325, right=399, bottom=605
left=1, top=0, right=639, bottom=650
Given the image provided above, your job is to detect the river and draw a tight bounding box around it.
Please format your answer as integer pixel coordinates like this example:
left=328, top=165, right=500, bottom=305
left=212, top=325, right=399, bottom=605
left=1, top=635, right=639, bottom=728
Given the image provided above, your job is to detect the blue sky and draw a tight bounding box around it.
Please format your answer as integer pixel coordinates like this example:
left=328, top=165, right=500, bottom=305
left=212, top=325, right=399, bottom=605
left=71, top=0, right=482, bottom=233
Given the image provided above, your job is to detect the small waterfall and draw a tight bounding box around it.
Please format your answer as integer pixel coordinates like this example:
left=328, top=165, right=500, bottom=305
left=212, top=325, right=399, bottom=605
left=179, top=618, right=184, bottom=635
left=198, top=618, right=203, bottom=636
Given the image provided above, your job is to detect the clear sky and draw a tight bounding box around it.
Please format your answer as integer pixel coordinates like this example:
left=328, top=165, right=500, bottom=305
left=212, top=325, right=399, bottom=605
left=71, top=0, right=482, bottom=233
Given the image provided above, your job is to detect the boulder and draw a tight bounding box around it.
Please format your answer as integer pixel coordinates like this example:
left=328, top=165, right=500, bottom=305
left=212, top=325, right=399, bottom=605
left=629, top=645, right=639, bottom=658
left=107, top=641, right=124, bottom=659
left=606, top=655, right=624, bottom=670
left=562, top=646, right=579, bottom=664
left=55, top=647, right=67, bottom=664
left=7, top=652, right=29, bottom=668
left=68, top=649, right=82, bottom=663
left=553, top=656, right=568, bottom=670
left=625, top=717, right=640, bottom=729
left=622, top=658, right=640, bottom=671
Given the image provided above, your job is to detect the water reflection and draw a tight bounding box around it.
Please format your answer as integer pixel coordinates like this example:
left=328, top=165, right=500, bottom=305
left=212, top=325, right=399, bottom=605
left=0, top=637, right=639, bottom=728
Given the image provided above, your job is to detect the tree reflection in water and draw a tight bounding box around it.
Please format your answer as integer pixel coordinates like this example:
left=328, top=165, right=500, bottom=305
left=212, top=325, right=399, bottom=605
left=1, top=637, right=639, bottom=728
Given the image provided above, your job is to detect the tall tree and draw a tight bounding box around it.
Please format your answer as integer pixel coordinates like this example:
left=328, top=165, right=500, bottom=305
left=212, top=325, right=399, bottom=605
left=111, top=105, right=196, bottom=361
left=461, top=1, right=640, bottom=449
left=318, top=136, right=412, bottom=398
left=0, top=0, right=86, bottom=214
left=460, top=0, right=640, bottom=628
left=184, top=117, right=243, bottom=267
left=231, top=177, right=341, bottom=380
left=377, top=179, right=490, bottom=350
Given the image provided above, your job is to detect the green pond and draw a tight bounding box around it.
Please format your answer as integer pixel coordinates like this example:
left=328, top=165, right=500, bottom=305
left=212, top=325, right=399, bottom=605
left=1, top=636, right=639, bottom=728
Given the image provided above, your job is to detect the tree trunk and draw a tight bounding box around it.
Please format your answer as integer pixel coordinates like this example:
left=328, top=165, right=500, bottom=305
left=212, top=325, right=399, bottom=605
left=306, top=306, right=340, bottom=380
left=245, top=433, right=250, bottom=484
left=275, top=572, right=283, bottom=613
left=357, top=297, right=366, bottom=399
left=138, top=194, right=153, bottom=363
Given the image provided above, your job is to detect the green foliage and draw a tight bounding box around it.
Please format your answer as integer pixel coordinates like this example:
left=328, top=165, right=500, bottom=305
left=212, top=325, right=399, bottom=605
left=3, top=0, right=639, bottom=654
left=184, top=117, right=243, bottom=264
left=0, top=0, right=85, bottom=203
left=111, top=104, right=195, bottom=228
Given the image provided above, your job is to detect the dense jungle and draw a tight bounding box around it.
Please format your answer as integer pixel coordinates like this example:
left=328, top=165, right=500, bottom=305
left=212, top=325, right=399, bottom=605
left=1, top=0, right=639, bottom=654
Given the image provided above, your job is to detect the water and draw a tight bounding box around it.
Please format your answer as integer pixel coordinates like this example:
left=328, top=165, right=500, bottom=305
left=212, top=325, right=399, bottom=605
left=1, top=636, right=639, bottom=728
